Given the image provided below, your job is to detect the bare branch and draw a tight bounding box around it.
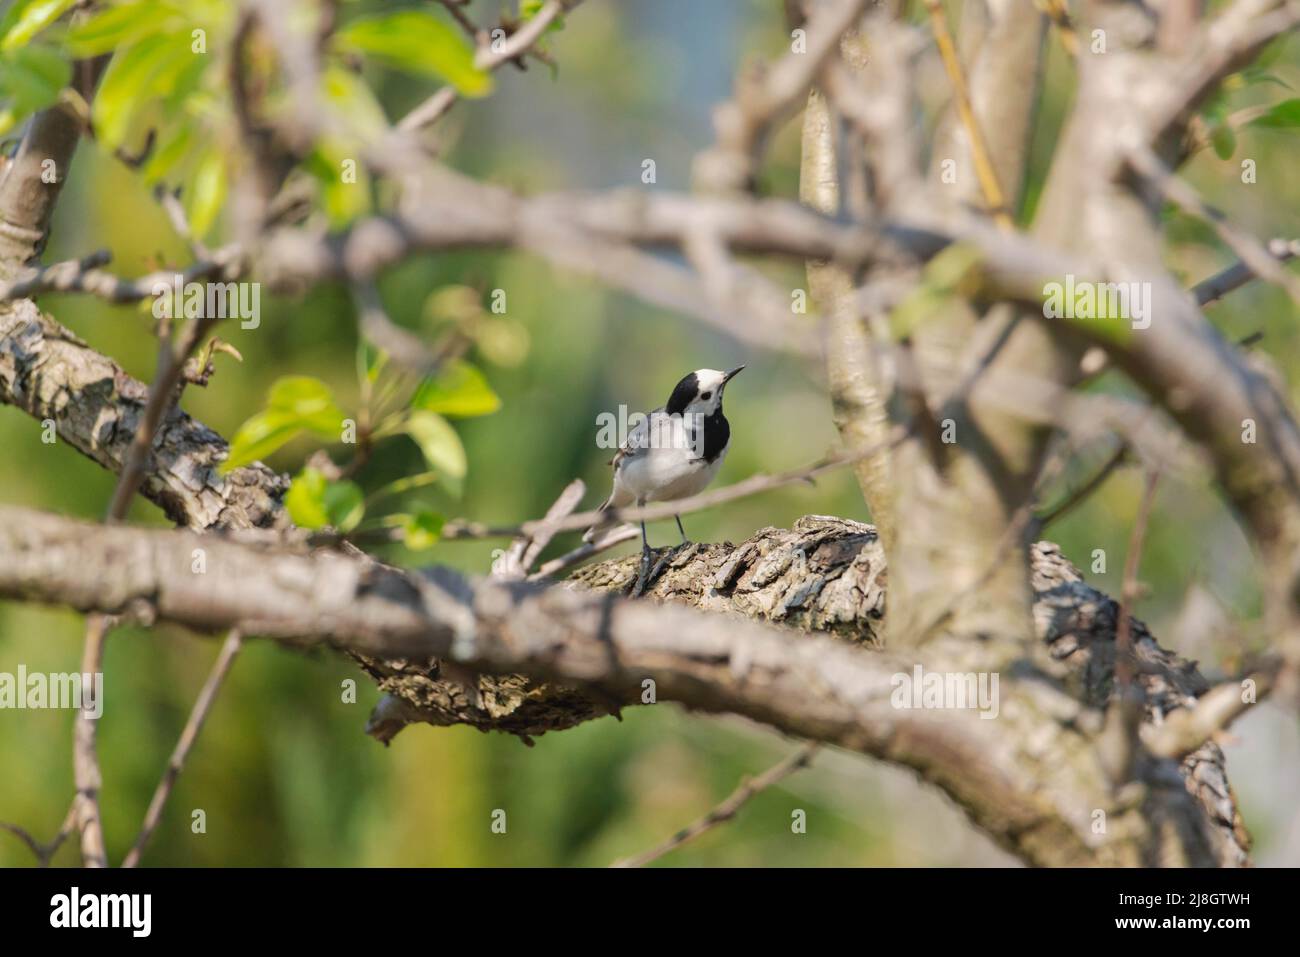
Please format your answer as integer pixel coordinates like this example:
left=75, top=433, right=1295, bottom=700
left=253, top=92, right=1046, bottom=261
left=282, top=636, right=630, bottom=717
left=122, top=630, right=244, bottom=868
left=1126, top=144, right=1300, bottom=305
left=610, top=743, right=818, bottom=867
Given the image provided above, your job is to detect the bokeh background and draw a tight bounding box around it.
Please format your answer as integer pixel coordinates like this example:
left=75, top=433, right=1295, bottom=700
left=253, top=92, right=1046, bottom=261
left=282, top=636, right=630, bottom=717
left=1, top=0, right=1297, bottom=866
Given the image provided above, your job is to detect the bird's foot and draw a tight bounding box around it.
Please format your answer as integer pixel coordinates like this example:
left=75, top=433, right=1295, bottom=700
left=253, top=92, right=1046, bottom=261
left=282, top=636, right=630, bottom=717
left=629, top=543, right=696, bottom=598
left=630, top=546, right=655, bottom=597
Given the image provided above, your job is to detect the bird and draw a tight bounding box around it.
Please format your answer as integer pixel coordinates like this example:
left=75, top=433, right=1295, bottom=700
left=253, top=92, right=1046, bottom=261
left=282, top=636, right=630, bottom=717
left=584, top=366, right=744, bottom=594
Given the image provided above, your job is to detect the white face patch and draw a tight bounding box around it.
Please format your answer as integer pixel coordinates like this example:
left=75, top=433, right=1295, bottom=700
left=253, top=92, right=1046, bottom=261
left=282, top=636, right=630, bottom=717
left=681, top=368, right=730, bottom=417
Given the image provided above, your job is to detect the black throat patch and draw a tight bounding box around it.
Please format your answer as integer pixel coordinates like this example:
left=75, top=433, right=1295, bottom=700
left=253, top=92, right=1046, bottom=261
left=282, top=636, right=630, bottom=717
left=690, top=407, right=730, bottom=463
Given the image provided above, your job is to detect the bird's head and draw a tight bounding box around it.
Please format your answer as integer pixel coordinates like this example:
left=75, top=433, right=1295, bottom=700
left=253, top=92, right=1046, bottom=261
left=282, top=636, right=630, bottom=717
left=665, top=366, right=744, bottom=418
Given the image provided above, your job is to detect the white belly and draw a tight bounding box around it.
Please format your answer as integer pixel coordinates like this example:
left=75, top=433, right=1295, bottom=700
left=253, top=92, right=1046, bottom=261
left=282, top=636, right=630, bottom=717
left=621, top=449, right=723, bottom=502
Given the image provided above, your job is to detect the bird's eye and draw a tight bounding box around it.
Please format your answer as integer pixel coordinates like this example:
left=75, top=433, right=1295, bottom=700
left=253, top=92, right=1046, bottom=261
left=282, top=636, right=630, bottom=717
left=701, top=391, right=712, bottom=400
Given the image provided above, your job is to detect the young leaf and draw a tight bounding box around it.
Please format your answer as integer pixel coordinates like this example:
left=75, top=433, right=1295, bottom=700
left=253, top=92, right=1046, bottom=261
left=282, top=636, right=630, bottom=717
left=285, top=468, right=364, bottom=532
left=1210, top=123, right=1236, bottom=161
left=66, top=0, right=181, bottom=56
left=92, top=31, right=192, bottom=149
left=323, top=479, right=365, bottom=532
left=0, top=0, right=77, bottom=52
left=1248, top=98, right=1300, bottom=130
left=335, top=10, right=492, bottom=96
left=400, top=510, right=446, bottom=550
left=0, top=43, right=70, bottom=133
left=185, top=146, right=227, bottom=237
left=285, top=466, right=330, bottom=527
left=267, top=375, right=347, bottom=437
left=403, top=411, right=468, bottom=479
left=410, top=360, right=501, bottom=418
left=221, top=410, right=305, bottom=473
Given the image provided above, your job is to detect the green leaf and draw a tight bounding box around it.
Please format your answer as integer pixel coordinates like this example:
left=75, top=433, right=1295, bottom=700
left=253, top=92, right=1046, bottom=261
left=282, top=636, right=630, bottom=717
left=1210, top=122, right=1236, bottom=160
left=66, top=1, right=182, bottom=56
left=143, top=119, right=194, bottom=182
left=0, top=43, right=70, bottom=134
left=320, top=63, right=389, bottom=138
left=323, top=479, right=365, bottom=532
left=0, top=0, right=77, bottom=52
left=888, top=243, right=984, bottom=341
left=285, top=468, right=364, bottom=532
left=335, top=10, right=492, bottom=96
left=221, top=410, right=305, bottom=473
left=520, top=0, right=565, bottom=34
left=285, top=466, right=330, bottom=527
left=400, top=509, right=445, bottom=550
left=185, top=146, right=227, bottom=237
left=267, top=375, right=347, bottom=437
left=403, top=411, right=467, bottom=479
left=1248, top=98, right=1300, bottom=130
left=92, top=31, right=193, bottom=149
left=220, top=377, right=348, bottom=473
left=410, top=360, right=501, bottom=418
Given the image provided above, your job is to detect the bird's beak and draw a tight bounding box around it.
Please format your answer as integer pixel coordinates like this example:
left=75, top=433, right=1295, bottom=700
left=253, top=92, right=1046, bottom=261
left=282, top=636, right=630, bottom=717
left=723, top=365, right=746, bottom=383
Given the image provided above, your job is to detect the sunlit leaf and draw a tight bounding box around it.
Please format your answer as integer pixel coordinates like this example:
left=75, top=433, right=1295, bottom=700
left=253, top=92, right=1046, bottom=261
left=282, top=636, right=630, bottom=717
left=185, top=146, right=227, bottom=236
left=410, top=360, right=501, bottom=418
left=142, top=119, right=194, bottom=182
left=0, top=0, right=77, bottom=52
left=1249, top=98, right=1300, bottom=130
left=267, top=375, right=348, bottom=437
left=335, top=10, right=492, bottom=96
left=320, top=63, right=389, bottom=138
left=66, top=0, right=182, bottom=55
left=400, top=509, right=445, bottom=550
left=0, top=43, right=70, bottom=134
left=92, top=31, right=192, bottom=149
left=403, top=411, right=467, bottom=479
left=285, top=467, right=362, bottom=531
left=324, top=479, right=365, bottom=532
left=221, top=410, right=304, bottom=473
left=285, top=466, right=330, bottom=527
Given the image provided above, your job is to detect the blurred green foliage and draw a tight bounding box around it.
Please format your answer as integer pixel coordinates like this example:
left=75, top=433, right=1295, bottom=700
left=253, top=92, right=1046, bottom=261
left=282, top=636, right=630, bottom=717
left=1, top=0, right=1298, bottom=866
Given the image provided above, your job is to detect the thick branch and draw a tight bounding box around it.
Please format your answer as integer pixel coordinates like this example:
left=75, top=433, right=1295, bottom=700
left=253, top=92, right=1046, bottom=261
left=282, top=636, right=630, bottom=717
left=0, top=507, right=1249, bottom=867
left=0, top=300, right=288, bottom=531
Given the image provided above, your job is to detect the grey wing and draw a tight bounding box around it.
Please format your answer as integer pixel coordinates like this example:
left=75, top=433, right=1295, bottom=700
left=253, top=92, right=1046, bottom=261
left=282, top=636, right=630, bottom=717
left=610, top=407, right=660, bottom=472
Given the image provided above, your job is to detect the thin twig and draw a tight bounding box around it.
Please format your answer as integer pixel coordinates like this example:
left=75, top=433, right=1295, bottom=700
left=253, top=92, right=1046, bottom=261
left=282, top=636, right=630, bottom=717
left=474, top=0, right=569, bottom=71
left=527, top=524, right=641, bottom=580
left=1128, top=145, right=1300, bottom=306
left=1193, top=237, right=1300, bottom=307
left=1035, top=440, right=1129, bottom=530
left=610, top=743, right=818, bottom=867
left=1144, top=660, right=1279, bottom=759
left=0, top=801, right=77, bottom=866
left=72, top=614, right=109, bottom=868
left=1116, top=469, right=1161, bottom=692
left=397, top=0, right=581, bottom=133
left=924, top=0, right=1013, bottom=228
left=72, top=291, right=224, bottom=866
left=122, top=630, right=243, bottom=868
left=434, top=425, right=913, bottom=542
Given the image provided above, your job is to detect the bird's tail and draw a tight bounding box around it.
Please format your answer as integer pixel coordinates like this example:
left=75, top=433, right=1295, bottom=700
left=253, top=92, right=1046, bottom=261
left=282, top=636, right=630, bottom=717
left=582, top=493, right=620, bottom=544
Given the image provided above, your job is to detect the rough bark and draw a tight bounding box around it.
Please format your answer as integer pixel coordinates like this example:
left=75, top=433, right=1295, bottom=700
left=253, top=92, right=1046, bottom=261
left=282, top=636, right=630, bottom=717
left=0, top=300, right=288, bottom=531
left=0, top=506, right=1248, bottom=866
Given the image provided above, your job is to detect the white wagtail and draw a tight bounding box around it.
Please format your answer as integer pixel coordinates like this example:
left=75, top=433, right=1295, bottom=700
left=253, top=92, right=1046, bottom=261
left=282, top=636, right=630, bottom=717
left=584, top=367, right=744, bottom=592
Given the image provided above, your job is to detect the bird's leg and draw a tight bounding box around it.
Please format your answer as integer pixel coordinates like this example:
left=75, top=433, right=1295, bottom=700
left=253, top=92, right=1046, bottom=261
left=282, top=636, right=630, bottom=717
left=633, top=519, right=653, bottom=597
left=675, top=514, right=689, bottom=546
